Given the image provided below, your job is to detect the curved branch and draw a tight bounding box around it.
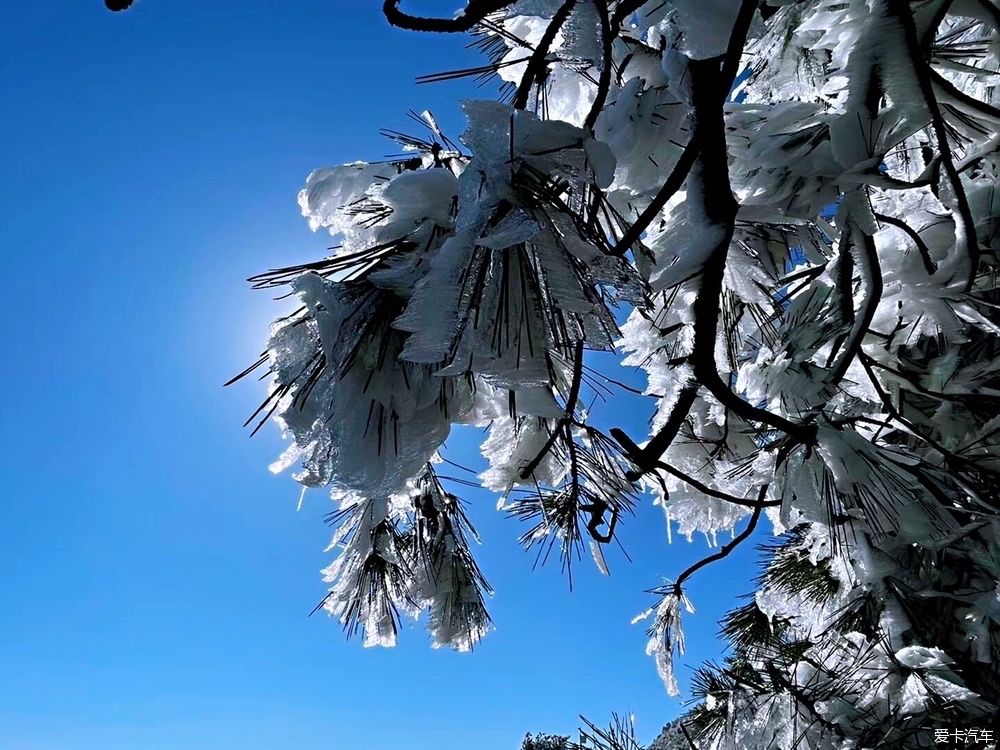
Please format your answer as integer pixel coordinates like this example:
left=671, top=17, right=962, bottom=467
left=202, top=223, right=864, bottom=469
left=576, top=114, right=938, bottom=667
left=518, top=339, right=586, bottom=480
left=512, top=0, right=578, bottom=109
left=383, top=0, right=515, bottom=32
left=656, top=461, right=782, bottom=508
left=825, top=227, right=883, bottom=389
left=930, top=69, right=1000, bottom=126
left=667, top=485, right=768, bottom=596
left=583, top=0, right=614, bottom=131
left=612, top=382, right=699, bottom=479
left=610, top=135, right=700, bottom=257
left=920, top=0, right=956, bottom=49
left=875, top=211, right=938, bottom=274
left=889, top=0, right=981, bottom=289
left=611, top=0, right=760, bottom=257
left=685, top=51, right=815, bottom=444
left=614, top=0, right=816, bottom=476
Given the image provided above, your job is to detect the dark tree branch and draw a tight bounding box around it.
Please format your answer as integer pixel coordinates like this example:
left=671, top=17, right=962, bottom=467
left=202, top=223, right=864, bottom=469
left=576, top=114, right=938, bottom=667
left=930, top=68, right=1000, bottom=125
left=665, top=484, right=768, bottom=597
left=512, top=0, right=578, bottom=109
left=857, top=353, right=965, bottom=466
left=583, top=0, right=614, bottom=131
left=655, top=461, right=783, bottom=508
left=518, top=339, right=586, bottom=480
left=614, top=0, right=819, bottom=476
left=609, top=136, right=700, bottom=257
left=875, top=211, right=938, bottom=275
left=610, top=0, right=762, bottom=257
left=383, top=0, right=515, bottom=32
left=889, top=0, right=982, bottom=289
left=824, top=226, right=884, bottom=390
left=612, top=383, right=699, bottom=479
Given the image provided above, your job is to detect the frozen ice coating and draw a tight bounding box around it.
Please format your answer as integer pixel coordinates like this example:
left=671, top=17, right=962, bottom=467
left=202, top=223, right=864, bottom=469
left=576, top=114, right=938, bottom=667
left=460, top=100, right=616, bottom=190
left=267, top=273, right=479, bottom=496
left=298, top=162, right=397, bottom=237
left=233, top=0, right=1000, bottom=737
left=316, top=476, right=493, bottom=651
left=479, top=414, right=568, bottom=492
left=634, top=591, right=694, bottom=697
left=378, top=168, right=459, bottom=230
left=667, top=0, right=744, bottom=60
left=597, top=77, right=687, bottom=197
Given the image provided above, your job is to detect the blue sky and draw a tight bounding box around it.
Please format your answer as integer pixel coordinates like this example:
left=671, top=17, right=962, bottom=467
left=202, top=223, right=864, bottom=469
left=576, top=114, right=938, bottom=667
left=1, top=3, right=760, bottom=748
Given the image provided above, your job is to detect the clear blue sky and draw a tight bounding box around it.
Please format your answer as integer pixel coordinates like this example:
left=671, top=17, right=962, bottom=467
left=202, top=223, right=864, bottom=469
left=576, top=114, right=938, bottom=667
left=1, top=3, right=760, bottom=748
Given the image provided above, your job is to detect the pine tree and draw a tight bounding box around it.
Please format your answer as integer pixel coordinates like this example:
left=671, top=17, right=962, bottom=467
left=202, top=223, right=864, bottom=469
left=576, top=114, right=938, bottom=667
left=522, top=732, right=573, bottom=750
left=216, top=0, right=1000, bottom=744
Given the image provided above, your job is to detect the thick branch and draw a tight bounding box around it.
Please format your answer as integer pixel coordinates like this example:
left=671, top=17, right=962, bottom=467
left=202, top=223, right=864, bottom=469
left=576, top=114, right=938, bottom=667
left=615, top=0, right=816, bottom=475
left=673, top=55, right=814, bottom=440
left=583, top=0, right=614, bottom=131
left=930, top=68, right=1000, bottom=125
left=611, top=0, right=760, bottom=256
left=383, top=0, right=514, bottom=32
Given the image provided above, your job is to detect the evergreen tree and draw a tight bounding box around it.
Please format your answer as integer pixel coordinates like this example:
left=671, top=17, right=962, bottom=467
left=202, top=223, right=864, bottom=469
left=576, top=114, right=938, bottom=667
left=206, top=0, right=1000, bottom=744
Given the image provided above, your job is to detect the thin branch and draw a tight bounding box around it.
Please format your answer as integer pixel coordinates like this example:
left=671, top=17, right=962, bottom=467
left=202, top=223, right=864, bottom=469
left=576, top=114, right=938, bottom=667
left=512, top=0, right=578, bottom=109
left=609, top=136, right=700, bottom=257
left=667, top=485, right=768, bottom=597
left=518, top=339, right=586, bottom=480
left=875, top=211, right=938, bottom=275
left=656, top=461, right=783, bottom=509
left=889, top=0, right=981, bottom=289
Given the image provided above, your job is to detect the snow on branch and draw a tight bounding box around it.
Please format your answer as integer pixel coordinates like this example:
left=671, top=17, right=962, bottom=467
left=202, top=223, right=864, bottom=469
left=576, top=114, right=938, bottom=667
left=227, top=0, right=1000, bottom=742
